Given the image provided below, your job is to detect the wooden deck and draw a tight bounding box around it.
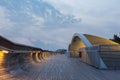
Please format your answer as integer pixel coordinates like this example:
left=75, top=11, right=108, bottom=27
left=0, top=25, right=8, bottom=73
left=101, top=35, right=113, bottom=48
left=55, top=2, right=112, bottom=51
left=1, top=54, right=120, bottom=80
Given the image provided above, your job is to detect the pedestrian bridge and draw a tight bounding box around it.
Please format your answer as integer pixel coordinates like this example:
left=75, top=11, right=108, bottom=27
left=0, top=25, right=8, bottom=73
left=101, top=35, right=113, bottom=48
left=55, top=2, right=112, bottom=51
left=1, top=34, right=120, bottom=80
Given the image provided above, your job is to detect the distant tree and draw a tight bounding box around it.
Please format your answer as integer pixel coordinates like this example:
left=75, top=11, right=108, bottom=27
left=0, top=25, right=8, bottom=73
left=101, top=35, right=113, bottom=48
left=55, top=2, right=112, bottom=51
left=56, top=49, right=67, bottom=54
left=110, top=34, right=120, bottom=44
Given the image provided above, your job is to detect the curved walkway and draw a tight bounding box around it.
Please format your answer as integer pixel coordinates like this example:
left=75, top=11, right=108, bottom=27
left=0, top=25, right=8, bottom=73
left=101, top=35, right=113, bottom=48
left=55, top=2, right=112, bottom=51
left=1, top=54, right=120, bottom=80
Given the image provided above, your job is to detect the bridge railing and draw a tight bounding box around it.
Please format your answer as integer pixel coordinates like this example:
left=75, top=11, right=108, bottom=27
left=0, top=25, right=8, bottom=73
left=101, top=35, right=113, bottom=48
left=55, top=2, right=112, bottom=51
left=78, top=44, right=120, bottom=69
left=98, top=44, right=120, bottom=69
left=0, top=47, right=62, bottom=77
left=79, top=46, right=101, bottom=68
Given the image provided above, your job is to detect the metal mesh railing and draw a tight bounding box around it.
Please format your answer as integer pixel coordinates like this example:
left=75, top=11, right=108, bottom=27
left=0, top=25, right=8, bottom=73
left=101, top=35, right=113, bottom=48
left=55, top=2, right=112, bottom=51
left=80, top=44, right=120, bottom=69
left=98, top=45, right=120, bottom=69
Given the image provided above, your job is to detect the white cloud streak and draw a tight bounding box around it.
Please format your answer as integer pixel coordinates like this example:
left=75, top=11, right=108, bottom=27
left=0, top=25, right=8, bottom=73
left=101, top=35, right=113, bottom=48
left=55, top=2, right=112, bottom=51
left=12, top=37, right=34, bottom=46
left=1, top=0, right=120, bottom=50
left=0, top=6, right=14, bottom=30
left=44, top=0, right=120, bottom=25
left=26, top=12, right=45, bottom=26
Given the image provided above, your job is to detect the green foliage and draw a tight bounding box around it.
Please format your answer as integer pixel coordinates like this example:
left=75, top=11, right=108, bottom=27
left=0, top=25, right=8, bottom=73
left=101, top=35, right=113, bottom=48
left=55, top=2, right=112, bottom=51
left=110, top=34, right=120, bottom=44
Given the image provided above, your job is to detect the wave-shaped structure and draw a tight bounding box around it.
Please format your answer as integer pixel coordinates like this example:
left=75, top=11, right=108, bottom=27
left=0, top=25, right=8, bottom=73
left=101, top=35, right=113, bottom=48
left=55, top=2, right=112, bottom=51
left=0, top=35, right=60, bottom=79
left=69, top=33, right=120, bottom=69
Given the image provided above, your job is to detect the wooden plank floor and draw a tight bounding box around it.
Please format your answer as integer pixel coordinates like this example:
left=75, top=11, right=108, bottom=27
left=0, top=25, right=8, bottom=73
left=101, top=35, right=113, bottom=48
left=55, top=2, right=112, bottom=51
left=1, top=54, right=120, bottom=80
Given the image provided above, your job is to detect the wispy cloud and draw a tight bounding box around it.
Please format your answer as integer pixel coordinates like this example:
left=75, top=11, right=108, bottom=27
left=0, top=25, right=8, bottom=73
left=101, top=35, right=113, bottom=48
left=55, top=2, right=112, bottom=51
left=12, top=37, right=34, bottom=46
left=26, top=12, right=45, bottom=26
left=0, top=0, right=120, bottom=50
left=44, top=0, right=120, bottom=24
left=0, top=6, right=14, bottom=31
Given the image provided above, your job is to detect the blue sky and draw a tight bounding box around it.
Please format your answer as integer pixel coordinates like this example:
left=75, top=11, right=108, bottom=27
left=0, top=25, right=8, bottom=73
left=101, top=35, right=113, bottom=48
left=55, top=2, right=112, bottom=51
left=0, top=0, right=120, bottom=50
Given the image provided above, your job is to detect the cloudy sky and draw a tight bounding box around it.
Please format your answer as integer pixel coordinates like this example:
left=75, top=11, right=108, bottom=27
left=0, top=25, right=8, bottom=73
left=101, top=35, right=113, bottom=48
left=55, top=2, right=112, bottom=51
left=0, top=0, right=120, bottom=50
